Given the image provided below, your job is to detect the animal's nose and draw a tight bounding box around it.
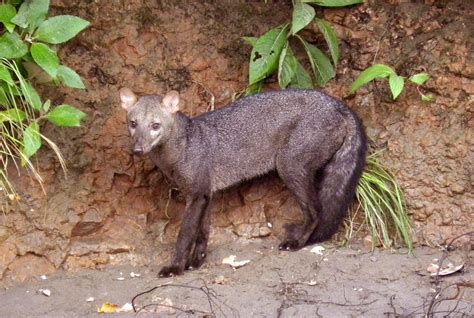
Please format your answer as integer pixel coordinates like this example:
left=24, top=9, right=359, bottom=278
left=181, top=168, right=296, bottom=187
left=133, top=146, right=144, bottom=156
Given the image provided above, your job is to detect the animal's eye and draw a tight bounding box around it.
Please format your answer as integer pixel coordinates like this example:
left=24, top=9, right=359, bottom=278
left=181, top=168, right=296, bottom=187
left=152, top=123, right=161, bottom=130
left=130, top=120, right=137, bottom=128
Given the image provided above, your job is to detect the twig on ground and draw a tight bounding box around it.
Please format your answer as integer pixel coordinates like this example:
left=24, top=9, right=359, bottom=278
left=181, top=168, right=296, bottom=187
left=131, top=278, right=239, bottom=317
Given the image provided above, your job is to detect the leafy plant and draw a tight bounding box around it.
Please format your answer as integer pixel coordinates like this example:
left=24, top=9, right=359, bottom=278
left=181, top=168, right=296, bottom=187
left=350, top=64, right=432, bottom=101
left=355, top=153, right=413, bottom=251
left=0, top=0, right=89, bottom=210
left=244, top=0, right=363, bottom=94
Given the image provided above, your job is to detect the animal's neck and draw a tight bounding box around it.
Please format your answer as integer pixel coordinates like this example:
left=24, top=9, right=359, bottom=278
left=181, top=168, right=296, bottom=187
left=152, top=112, right=190, bottom=165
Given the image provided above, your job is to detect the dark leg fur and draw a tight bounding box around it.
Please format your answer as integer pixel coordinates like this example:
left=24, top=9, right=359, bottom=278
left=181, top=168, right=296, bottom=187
left=158, top=193, right=210, bottom=277
left=307, top=113, right=367, bottom=244
left=186, top=204, right=211, bottom=269
left=276, top=134, right=337, bottom=250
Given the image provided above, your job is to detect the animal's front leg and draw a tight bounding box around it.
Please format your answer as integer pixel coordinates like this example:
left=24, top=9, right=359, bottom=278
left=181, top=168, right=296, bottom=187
left=158, top=193, right=210, bottom=277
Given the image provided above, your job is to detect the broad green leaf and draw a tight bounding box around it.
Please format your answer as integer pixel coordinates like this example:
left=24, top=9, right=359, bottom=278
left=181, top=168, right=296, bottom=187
left=34, top=15, right=90, bottom=44
left=409, top=72, right=430, bottom=85
left=57, top=65, right=85, bottom=89
left=389, top=74, right=404, bottom=100
left=0, top=4, right=16, bottom=32
left=249, top=24, right=290, bottom=85
left=0, top=64, right=14, bottom=85
left=316, top=19, right=339, bottom=67
left=46, top=104, right=86, bottom=127
left=350, top=64, right=395, bottom=94
left=291, top=3, right=315, bottom=35
left=245, top=81, right=263, bottom=96
left=278, top=43, right=297, bottom=88
left=30, top=43, right=59, bottom=78
left=303, top=0, right=364, bottom=7
left=242, top=36, right=258, bottom=46
left=11, top=0, right=49, bottom=31
left=0, top=32, right=28, bottom=58
left=289, top=59, right=313, bottom=89
left=298, top=37, right=335, bottom=86
left=0, top=109, right=26, bottom=123
left=22, top=122, right=42, bottom=159
left=22, top=81, right=42, bottom=110
left=421, top=93, right=434, bottom=102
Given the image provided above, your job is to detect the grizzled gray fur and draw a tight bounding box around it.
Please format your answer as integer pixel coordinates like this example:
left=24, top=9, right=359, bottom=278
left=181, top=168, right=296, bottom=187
left=120, top=88, right=367, bottom=277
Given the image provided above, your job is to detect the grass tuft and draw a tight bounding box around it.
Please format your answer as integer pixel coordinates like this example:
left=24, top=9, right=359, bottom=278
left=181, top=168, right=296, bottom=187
left=355, top=152, right=413, bottom=251
left=0, top=59, right=66, bottom=213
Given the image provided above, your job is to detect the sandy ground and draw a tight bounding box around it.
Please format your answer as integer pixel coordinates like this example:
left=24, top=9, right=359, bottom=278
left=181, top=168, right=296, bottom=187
left=1, top=239, right=472, bottom=317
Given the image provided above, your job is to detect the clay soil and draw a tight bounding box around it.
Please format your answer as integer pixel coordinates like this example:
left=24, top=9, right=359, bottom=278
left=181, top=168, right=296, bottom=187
left=1, top=0, right=473, bottom=316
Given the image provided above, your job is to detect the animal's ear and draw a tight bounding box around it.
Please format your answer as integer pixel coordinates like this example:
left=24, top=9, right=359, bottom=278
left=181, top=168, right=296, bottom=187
left=162, top=90, right=180, bottom=113
left=119, top=88, right=138, bottom=111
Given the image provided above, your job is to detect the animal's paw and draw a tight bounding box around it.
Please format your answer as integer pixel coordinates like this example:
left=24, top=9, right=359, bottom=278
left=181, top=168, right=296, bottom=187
left=186, top=252, right=206, bottom=270
left=278, top=239, right=302, bottom=251
left=158, top=265, right=184, bottom=277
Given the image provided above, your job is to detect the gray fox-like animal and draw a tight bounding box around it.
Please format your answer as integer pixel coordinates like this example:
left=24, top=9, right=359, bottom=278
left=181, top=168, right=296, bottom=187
left=120, top=88, right=367, bottom=277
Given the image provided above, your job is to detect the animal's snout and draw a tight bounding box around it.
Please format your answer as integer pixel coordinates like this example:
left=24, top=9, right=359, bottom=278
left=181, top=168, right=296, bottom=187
left=133, top=146, right=144, bottom=156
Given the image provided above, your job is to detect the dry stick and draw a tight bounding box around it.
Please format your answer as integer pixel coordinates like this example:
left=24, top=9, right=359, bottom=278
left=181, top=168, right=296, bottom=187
left=131, top=279, right=238, bottom=317
left=425, top=231, right=474, bottom=318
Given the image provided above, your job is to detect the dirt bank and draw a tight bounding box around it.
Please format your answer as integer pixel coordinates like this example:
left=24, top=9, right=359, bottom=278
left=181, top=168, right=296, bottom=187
left=0, top=0, right=472, bottom=282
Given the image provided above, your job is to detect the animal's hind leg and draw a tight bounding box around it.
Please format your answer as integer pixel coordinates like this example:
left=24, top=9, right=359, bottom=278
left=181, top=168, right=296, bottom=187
left=276, top=136, right=339, bottom=250
left=276, top=157, right=327, bottom=250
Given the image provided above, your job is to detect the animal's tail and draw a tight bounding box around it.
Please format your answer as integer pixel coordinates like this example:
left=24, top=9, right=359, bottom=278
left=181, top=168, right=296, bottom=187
left=307, top=106, right=367, bottom=244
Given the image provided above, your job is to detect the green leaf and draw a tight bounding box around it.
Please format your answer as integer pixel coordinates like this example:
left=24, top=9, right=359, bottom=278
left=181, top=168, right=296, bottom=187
left=350, top=64, right=395, bottom=94
left=22, top=122, right=42, bottom=159
left=298, top=36, right=335, bottom=86
left=289, top=59, right=313, bottom=89
left=0, top=32, right=28, bottom=58
left=303, top=0, right=364, bottom=7
left=0, top=64, right=15, bottom=85
left=0, top=87, right=9, bottom=106
left=242, top=36, right=258, bottom=46
left=0, top=4, right=16, bottom=32
left=409, top=72, right=430, bottom=85
left=278, top=43, right=297, bottom=89
left=11, top=0, right=49, bottom=31
left=57, top=65, right=85, bottom=89
left=291, top=2, right=315, bottom=35
left=245, top=81, right=263, bottom=96
left=33, top=15, right=90, bottom=44
left=46, top=104, right=86, bottom=127
left=42, top=99, right=51, bottom=112
left=22, top=81, right=42, bottom=110
left=0, top=109, right=26, bottom=123
left=1, top=82, right=20, bottom=96
left=316, top=19, right=339, bottom=67
left=249, top=24, right=290, bottom=85
left=30, top=42, right=59, bottom=78
left=421, top=93, right=434, bottom=102
left=388, top=74, right=404, bottom=100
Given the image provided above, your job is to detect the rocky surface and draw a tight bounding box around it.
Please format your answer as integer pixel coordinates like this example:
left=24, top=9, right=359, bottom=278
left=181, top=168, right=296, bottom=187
left=1, top=0, right=472, bottom=280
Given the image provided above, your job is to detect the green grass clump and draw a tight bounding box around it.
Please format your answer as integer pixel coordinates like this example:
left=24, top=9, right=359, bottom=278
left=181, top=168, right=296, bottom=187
left=356, top=153, right=413, bottom=251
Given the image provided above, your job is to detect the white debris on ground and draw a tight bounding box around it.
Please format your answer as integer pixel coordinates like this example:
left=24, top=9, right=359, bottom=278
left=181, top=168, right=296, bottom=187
left=310, top=245, right=325, bottom=255
left=222, top=255, right=250, bottom=269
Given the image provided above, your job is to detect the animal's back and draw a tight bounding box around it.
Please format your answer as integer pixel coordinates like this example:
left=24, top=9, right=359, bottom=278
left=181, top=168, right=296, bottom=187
left=189, top=90, right=352, bottom=191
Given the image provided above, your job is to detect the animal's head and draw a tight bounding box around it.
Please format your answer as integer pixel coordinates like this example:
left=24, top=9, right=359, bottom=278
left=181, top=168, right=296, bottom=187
left=119, top=88, right=180, bottom=155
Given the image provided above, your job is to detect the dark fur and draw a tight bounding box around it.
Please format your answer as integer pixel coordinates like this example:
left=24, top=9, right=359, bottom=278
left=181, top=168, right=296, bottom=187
left=122, top=89, right=367, bottom=277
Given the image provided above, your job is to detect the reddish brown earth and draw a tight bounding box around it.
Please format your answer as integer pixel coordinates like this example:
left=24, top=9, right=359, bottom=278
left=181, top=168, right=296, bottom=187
left=0, top=0, right=472, bottom=305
